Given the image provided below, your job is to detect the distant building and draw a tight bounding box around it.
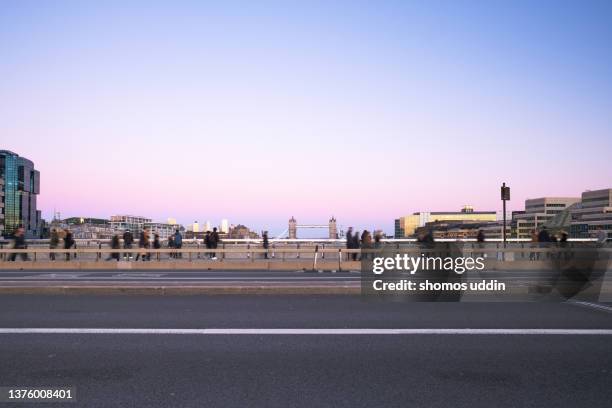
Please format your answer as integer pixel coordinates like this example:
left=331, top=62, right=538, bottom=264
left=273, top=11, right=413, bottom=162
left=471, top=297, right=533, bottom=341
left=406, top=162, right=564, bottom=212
left=63, top=217, right=114, bottom=240
left=415, top=220, right=509, bottom=240
left=228, top=224, right=259, bottom=239
left=0, top=150, right=42, bottom=238
left=395, top=206, right=496, bottom=238
left=570, top=189, right=612, bottom=239
left=204, top=220, right=212, bottom=232
left=110, top=215, right=152, bottom=233
left=512, top=197, right=580, bottom=238
left=144, top=222, right=179, bottom=240
left=167, top=218, right=177, bottom=225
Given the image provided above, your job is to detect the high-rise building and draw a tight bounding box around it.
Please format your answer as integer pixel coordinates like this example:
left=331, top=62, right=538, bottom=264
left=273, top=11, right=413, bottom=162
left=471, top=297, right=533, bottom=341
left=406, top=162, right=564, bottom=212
left=191, top=221, right=200, bottom=233
left=167, top=218, right=177, bottom=225
left=0, top=177, right=4, bottom=237
left=512, top=197, right=580, bottom=238
left=220, top=219, right=229, bottom=234
left=0, top=150, right=41, bottom=238
left=204, top=220, right=212, bottom=232
left=394, top=206, right=496, bottom=238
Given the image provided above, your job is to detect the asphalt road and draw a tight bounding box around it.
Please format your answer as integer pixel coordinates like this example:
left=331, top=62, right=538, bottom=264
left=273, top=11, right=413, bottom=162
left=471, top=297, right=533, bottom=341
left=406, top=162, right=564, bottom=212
left=1, top=296, right=611, bottom=407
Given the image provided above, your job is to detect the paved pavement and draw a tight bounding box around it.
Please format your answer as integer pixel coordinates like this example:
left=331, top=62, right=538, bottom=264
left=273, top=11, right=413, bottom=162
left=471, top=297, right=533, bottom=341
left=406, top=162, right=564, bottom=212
left=0, top=295, right=611, bottom=407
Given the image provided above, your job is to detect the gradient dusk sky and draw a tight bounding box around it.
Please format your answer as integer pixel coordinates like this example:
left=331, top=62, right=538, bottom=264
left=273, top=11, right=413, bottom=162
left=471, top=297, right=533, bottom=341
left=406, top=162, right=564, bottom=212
left=1, top=0, right=611, bottom=235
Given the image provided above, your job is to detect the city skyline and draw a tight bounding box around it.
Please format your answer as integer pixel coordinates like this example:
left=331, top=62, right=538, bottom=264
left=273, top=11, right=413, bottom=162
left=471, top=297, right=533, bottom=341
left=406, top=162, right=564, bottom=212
left=2, top=1, right=612, bottom=234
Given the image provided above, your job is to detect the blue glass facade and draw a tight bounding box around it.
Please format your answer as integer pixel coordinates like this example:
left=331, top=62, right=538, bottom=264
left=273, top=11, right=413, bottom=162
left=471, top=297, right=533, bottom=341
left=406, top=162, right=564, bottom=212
left=0, top=150, right=41, bottom=238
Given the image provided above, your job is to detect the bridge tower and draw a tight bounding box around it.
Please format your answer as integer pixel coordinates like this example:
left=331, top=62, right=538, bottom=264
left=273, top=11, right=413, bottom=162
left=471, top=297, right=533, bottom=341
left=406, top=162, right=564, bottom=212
left=328, top=216, right=337, bottom=239
left=288, top=216, right=297, bottom=239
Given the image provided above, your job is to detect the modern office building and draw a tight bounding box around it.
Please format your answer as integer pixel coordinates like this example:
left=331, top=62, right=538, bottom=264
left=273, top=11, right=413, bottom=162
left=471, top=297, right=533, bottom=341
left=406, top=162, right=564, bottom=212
left=0, top=150, right=42, bottom=238
left=0, top=177, right=4, bottom=237
left=512, top=197, right=580, bottom=238
left=569, top=189, right=612, bottom=239
left=395, top=206, right=497, bottom=238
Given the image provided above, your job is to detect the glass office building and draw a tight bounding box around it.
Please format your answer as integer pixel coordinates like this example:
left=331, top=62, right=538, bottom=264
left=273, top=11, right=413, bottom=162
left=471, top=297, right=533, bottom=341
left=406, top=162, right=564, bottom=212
left=0, top=150, right=41, bottom=238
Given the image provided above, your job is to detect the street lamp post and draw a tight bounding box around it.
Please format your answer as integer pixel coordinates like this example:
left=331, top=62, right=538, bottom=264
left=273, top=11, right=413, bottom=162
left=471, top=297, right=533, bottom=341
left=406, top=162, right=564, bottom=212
left=501, top=182, right=511, bottom=245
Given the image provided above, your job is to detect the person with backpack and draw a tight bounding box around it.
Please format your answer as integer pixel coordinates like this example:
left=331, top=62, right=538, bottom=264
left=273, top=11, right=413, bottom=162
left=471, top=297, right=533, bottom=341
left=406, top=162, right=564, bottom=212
left=174, top=229, right=183, bottom=259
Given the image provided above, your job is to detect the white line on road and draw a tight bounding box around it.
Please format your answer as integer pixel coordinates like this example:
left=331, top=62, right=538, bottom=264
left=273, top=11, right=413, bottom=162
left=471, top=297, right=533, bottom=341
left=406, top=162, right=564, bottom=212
left=568, top=300, right=612, bottom=314
left=0, top=328, right=611, bottom=335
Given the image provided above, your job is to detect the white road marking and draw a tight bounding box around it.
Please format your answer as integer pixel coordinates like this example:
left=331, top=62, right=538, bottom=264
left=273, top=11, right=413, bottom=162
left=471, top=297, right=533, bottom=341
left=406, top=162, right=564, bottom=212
left=0, top=328, right=611, bottom=335
left=568, top=300, right=612, bottom=314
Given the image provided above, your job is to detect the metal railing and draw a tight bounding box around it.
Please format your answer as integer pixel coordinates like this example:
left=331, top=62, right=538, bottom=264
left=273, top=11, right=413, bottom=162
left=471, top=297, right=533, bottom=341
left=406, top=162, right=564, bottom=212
left=0, top=243, right=609, bottom=263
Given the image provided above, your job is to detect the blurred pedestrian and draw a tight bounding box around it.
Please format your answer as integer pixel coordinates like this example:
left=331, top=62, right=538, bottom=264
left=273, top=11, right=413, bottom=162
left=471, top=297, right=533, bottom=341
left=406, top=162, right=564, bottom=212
left=262, top=231, right=269, bottom=259
left=136, top=227, right=150, bottom=261
left=107, top=234, right=121, bottom=261
left=168, top=235, right=175, bottom=259
left=123, top=229, right=134, bottom=260
left=529, top=229, right=538, bottom=260
left=49, top=228, right=60, bottom=261
left=9, top=227, right=29, bottom=262
left=153, top=233, right=161, bottom=261
left=64, top=228, right=75, bottom=261
left=346, top=227, right=354, bottom=261
left=204, top=231, right=212, bottom=259
left=352, top=230, right=360, bottom=261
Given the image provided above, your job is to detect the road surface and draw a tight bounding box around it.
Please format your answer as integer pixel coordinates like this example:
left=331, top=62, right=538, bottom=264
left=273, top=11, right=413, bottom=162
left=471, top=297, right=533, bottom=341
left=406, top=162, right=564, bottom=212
left=0, top=295, right=611, bottom=407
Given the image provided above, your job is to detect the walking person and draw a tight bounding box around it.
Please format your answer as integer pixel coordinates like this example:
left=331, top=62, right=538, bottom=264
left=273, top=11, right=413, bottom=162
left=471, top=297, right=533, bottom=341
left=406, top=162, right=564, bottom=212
left=204, top=231, right=212, bottom=259
left=262, top=231, right=269, bottom=259
left=106, top=234, right=121, bottom=261
left=63, top=228, right=75, bottom=261
left=529, top=229, right=538, bottom=260
left=361, top=230, right=373, bottom=260
left=9, top=227, right=29, bottom=262
left=210, top=227, right=220, bottom=260
left=49, top=228, right=60, bottom=261
left=352, top=230, right=360, bottom=261
left=476, top=229, right=486, bottom=258
left=123, top=229, right=134, bottom=260
left=538, top=226, right=551, bottom=259
left=168, top=235, right=175, bottom=259
left=346, top=227, right=354, bottom=261
left=153, top=233, right=161, bottom=261
left=136, top=228, right=150, bottom=261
